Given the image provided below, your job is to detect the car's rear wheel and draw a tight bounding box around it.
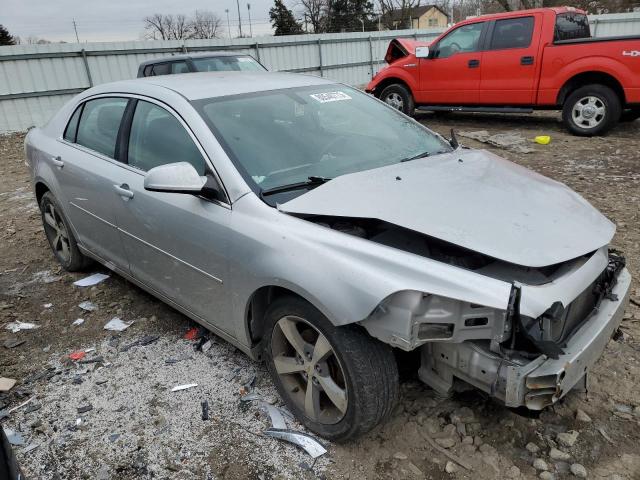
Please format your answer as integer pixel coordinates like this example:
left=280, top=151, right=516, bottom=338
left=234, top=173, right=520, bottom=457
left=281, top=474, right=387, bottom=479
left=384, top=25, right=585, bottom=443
left=263, top=296, right=399, bottom=441
left=40, top=192, right=92, bottom=271
left=379, top=84, right=415, bottom=116
left=562, top=84, right=621, bottom=136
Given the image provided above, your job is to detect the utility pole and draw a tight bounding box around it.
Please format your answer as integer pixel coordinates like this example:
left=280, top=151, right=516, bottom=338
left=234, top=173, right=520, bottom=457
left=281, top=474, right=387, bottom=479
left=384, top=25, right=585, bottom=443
left=359, top=18, right=365, bottom=32
left=247, top=3, right=253, bottom=37
left=72, top=18, right=80, bottom=43
left=225, top=9, right=231, bottom=39
left=236, top=0, right=243, bottom=38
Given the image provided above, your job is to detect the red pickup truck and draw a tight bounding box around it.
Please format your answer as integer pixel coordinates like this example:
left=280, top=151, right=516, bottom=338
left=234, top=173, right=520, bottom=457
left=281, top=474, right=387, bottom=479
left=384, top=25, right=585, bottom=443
left=366, top=7, right=640, bottom=135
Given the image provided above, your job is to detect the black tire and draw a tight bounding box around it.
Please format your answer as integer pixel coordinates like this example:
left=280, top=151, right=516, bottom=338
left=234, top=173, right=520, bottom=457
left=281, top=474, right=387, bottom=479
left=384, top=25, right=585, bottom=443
left=562, top=84, right=621, bottom=136
left=620, top=107, right=640, bottom=123
left=379, top=83, right=415, bottom=116
left=263, top=295, right=399, bottom=442
left=40, top=191, right=92, bottom=271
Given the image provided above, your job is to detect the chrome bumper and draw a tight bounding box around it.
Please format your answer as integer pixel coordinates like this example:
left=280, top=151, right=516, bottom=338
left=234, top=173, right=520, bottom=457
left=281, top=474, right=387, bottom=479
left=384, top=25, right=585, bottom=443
left=418, top=268, right=631, bottom=409
left=505, top=267, right=631, bottom=409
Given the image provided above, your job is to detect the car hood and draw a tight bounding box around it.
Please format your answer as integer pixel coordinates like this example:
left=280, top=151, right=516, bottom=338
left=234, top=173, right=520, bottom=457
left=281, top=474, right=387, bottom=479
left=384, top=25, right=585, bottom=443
left=277, top=149, right=615, bottom=267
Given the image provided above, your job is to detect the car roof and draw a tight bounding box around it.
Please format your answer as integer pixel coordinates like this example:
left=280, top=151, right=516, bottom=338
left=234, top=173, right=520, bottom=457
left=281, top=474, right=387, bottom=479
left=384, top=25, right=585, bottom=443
left=90, top=71, right=338, bottom=101
left=138, top=51, right=253, bottom=67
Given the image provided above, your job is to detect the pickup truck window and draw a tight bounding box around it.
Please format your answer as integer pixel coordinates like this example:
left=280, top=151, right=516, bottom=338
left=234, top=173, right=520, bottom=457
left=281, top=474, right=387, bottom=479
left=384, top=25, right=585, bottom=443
left=490, top=16, right=534, bottom=50
left=554, top=12, right=590, bottom=42
left=435, top=22, right=484, bottom=59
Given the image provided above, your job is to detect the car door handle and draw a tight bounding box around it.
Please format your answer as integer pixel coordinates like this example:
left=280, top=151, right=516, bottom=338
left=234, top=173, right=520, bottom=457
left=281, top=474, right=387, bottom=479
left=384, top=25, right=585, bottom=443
left=468, top=59, right=480, bottom=68
left=113, top=184, right=134, bottom=199
left=521, top=56, right=534, bottom=66
left=50, top=155, right=64, bottom=168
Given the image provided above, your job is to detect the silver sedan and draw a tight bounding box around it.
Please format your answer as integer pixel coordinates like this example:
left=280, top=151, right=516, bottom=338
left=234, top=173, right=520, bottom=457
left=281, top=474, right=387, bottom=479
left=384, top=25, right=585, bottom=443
left=25, top=71, right=631, bottom=441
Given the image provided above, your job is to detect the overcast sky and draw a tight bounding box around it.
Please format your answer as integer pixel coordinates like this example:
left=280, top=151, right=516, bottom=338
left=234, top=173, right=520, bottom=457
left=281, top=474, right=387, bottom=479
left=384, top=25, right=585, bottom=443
left=3, top=0, right=277, bottom=43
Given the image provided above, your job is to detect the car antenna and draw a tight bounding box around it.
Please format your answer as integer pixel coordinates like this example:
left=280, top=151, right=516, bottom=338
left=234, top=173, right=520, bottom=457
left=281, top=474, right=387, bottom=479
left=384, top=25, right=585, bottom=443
left=449, top=128, right=459, bottom=149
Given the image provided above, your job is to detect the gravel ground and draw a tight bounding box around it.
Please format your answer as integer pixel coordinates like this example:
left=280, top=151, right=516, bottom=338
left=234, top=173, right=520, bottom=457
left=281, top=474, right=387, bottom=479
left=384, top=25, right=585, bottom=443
left=1, top=111, right=639, bottom=480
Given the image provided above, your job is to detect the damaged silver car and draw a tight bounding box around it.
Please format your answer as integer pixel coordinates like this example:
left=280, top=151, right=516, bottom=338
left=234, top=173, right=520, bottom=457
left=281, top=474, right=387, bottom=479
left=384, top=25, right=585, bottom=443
left=25, top=71, right=631, bottom=441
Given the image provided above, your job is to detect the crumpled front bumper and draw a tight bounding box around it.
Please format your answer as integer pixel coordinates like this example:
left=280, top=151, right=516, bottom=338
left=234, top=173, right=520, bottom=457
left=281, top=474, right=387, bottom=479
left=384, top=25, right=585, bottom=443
left=504, top=267, right=632, bottom=409
left=419, top=267, right=632, bottom=409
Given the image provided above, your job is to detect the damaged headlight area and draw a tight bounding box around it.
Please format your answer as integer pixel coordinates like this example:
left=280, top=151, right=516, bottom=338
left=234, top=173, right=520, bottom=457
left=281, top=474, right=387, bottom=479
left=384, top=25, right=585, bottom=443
left=359, top=291, right=512, bottom=351
left=359, top=251, right=631, bottom=410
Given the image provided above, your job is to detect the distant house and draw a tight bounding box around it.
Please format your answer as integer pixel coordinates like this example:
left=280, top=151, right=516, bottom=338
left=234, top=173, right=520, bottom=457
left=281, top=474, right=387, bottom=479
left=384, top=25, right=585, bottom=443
left=382, top=5, right=449, bottom=30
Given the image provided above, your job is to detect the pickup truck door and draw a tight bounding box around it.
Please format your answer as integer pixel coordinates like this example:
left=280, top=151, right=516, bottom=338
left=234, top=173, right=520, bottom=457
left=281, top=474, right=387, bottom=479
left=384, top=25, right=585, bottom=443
left=478, top=14, right=542, bottom=104
left=418, top=21, right=486, bottom=104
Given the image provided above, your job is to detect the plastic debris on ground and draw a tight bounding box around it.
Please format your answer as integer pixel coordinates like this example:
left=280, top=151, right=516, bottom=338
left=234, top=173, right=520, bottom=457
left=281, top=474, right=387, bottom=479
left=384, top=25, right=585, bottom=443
left=3, top=339, right=25, bottom=348
left=240, top=392, right=263, bottom=403
left=458, top=130, right=535, bottom=154
left=43, top=303, right=53, bottom=308
left=262, top=403, right=287, bottom=430
left=72, top=318, right=85, bottom=326
left=73, top=273, right=110, bottom=287
left=0, top=378, right=17, bottom=392
left=23, top=443, right=40, bottom=454
left=0, top=397, right=34, bottom=420
left=171, top=383, right=198, bottom=392
left=103, top=317, right=133, bottom=332
left=78, top=301, right=98, bottom=312
left=3, top=428, right=25, bottom=446
left=69, top=351, right=86, bottom=361
left=534, top=135, right=551, bottom=145
left=184, top=327, right=199, bottom=341
left=201, top=400, right=209, bottom=420
left=264, top=429, right=327, bottom=459
left=201, top=339, right=213, bottom=352
left=5, top=321, right=39, bottom=333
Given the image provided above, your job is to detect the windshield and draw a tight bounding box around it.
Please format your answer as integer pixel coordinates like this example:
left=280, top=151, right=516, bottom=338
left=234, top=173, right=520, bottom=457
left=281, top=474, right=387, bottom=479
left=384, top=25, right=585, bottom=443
left=192, top=56, right=265, bottom=72
left=193, top=85, right=451, bottom=192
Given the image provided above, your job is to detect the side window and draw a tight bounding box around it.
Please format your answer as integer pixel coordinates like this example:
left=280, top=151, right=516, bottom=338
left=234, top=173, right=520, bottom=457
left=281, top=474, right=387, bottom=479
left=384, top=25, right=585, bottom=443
left=490, top=17, right=534, bottom=50
left=127, top=101, right=206, bottom=175
left=435, top=22, right=484, bottom=59
left=63, top=104, right=83, bottom=142
left=170, top=61, right=189, bottom=74
left=151, top=63, right=170, bottom=76
left=76, top=98, right=128, bottom=158
left=554, top=13, right=590, bottom=41
left=143, top=65, right=153, bottom=77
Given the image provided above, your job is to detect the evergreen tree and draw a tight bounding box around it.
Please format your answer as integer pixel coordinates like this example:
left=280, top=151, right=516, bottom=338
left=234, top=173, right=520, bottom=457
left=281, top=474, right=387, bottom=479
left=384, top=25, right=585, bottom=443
left=325, top=0, right=375, bottom=33
left=269, top=0, right=304, bottom=35
left=0, top=25, right=17, bottom=46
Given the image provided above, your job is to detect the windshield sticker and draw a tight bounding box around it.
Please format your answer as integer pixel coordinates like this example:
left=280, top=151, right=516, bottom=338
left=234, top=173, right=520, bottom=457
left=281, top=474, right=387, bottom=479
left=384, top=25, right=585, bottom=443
left=238, top=57, right=253, bottom=62
left=252, top=175, right=266, bottom=184
left=309, top=91, right=352, bottom=103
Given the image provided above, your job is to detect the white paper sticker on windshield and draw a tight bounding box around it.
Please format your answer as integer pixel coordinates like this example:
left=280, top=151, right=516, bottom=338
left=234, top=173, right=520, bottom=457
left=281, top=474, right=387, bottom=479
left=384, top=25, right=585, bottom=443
left=309, top=91, right=352, bottom=103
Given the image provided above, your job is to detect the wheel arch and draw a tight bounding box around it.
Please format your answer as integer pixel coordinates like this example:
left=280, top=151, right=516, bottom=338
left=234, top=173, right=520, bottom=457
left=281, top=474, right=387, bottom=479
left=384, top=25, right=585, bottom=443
left=34, top=180, right=51, bottom=207
left=557, top=71, right=626, bottom=106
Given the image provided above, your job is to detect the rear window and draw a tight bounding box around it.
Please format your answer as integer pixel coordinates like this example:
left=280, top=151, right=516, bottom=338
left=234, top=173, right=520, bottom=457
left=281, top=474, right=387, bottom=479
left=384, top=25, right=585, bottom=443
left=191, top=56, right=265, bottom=72
left=490, top=17, right=534, bottom=50
left=555, top=12, right=590, bottom=41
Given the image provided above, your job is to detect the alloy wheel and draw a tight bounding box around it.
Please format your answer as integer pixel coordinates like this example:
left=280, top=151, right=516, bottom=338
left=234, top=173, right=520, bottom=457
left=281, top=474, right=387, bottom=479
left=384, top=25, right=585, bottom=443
left=384, top=92, right=404, bottom=111
left=271, top=315, right=348, bottom=424
left=43, top=203, right=71, bottom=263
left=572, top=95, right=606, bottom=129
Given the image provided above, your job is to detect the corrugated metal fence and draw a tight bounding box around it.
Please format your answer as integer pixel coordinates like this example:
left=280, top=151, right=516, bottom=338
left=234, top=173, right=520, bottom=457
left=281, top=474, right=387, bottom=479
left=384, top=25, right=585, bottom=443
left=0, top=29, right=442, bottom=133
left=1, top=11, right=639, bottom=133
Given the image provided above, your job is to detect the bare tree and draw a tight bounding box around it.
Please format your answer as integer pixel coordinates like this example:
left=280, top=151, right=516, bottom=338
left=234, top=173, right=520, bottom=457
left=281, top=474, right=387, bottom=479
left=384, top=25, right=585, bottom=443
left=189, top=10, right=223, bottom=39
left=144, top=13, right=190, bottom=40
left=378, top=0, right=421, bottom=29
left=299, top=0, right=327, bottom=32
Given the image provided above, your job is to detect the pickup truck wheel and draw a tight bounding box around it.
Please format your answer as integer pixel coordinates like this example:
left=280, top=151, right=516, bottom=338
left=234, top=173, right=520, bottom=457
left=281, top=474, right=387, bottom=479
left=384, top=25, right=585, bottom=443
left=263, top=295, right=399, bottom=441
left=562, top=84, right=621, bottom=136
left=379, top=84, right=415, bottom=116
left=40, top=192, right=92, bottom=272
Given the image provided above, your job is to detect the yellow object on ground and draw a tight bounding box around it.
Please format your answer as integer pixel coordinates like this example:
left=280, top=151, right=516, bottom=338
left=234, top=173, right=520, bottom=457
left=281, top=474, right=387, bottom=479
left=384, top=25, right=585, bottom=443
left=534, top=135, right=551, bottom=145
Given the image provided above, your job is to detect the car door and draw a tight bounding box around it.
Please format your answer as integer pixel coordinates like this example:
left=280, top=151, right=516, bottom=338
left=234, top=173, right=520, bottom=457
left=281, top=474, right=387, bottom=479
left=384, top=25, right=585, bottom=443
left=478, top=15, right=540, bottom=104
left=54, top=96, right=131, bottom=269
left=110, top=98, right=234, bottom=335
left=418, top=21, right=486, bottom=104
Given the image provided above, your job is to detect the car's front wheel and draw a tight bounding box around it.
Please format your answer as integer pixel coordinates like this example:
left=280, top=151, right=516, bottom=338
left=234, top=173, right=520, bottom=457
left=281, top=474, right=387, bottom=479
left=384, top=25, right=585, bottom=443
left=379, top=83, right=415, bottom=116
left=40, top=191, right=92, bottom=271
left=263, top=296, right=399, bottom=441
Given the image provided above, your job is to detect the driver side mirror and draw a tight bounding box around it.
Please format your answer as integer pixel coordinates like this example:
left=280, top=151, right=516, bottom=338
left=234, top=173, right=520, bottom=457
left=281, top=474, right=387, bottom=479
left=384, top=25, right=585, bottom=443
left=144, top=162, right=209, bottom=194
left=415, top=46, right=430, bottom=59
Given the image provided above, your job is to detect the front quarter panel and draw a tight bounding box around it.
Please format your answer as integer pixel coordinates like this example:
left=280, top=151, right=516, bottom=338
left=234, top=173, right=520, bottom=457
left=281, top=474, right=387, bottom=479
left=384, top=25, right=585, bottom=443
left=367, top=62, right=420, bottom=96
left=227, top=193, right=513, bottom=345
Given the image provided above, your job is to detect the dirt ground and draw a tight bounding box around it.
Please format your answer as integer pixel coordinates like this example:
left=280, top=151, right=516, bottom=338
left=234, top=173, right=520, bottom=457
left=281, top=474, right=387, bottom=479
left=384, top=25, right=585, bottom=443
left=1, top=111, right=639, bottom=480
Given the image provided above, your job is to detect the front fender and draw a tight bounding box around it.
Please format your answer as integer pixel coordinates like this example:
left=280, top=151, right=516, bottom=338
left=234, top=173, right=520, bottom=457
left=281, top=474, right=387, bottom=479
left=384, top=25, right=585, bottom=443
left=228, top=194, right=512, bottom=342
left=366, top=65, right=420, bottom=96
